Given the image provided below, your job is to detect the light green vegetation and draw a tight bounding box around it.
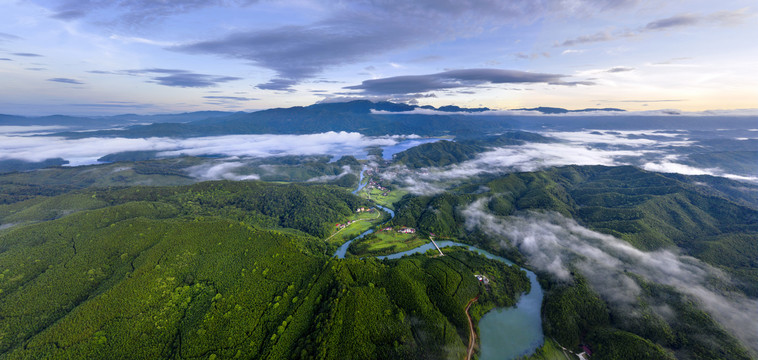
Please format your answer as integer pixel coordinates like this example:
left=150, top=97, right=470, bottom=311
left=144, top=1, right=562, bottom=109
left=0, top=181, right=530, bottom=359
left=347, top=231, right=428, bottom=257
left=325, top=209, right=386, bottom=246
left=358, top=187, right=408, bottom=210
left=0, top=193, right=105, bottom=226
left=522, top=338, right=575, bottom=360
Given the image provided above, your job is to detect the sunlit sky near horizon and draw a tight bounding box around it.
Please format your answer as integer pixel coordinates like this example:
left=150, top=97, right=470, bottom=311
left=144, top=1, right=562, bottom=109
left=1, top=0, right=757, bottom=115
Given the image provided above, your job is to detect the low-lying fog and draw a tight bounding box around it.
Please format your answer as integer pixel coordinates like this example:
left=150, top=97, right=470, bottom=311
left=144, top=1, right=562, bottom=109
left=0, top=126, right=755, bottom=187
left=463, top=199, right=758, bottom=354
left=381, top=129, right=757, bottom=195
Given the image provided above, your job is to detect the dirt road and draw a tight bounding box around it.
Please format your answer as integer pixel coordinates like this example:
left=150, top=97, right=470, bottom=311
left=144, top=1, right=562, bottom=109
left=465, top=296, right=479, bottom=360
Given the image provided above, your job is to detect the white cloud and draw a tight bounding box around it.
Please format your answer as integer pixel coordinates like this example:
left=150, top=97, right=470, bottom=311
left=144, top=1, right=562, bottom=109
left=187, top=161, right=259, bottom=181
left=561, top=49, right=585, bottom=55
left=0, top=131, right=400, bottom=166
left=304, top=165, right=354, bottom=182
left=0, top=125, right=68, bottom=134
left=371, top=108, right=758, bottom=117
left=384, top=129, right=754, bottom=195
left=384, top=142, right=655, bottom=194
left=462, top=202, right=758, bottom=353
left=642, top=161, right=758, bottom=182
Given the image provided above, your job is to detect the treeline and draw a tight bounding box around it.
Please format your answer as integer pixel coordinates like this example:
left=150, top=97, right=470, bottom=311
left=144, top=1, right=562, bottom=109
left=1, top=179, right=369, bottom=240
left=97, top=181, right=369, bottom=239
left=0, top=188, right=529, bottom=359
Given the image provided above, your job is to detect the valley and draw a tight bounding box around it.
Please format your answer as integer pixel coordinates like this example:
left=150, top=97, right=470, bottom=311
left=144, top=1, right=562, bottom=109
left=0, top=102, right=756, bottom=360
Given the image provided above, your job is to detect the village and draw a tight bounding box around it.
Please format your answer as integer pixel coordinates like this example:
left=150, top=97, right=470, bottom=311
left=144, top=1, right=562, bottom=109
left=335, top=207, right=417, bottom=235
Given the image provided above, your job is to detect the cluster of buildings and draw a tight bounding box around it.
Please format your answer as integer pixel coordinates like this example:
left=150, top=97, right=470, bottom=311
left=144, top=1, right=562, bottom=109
left=366, top=179, right=390, bottom=196
left=379, top=226, right=416, bottom=234
left=474, top=274, right=490, bottom=285
left=355, top=207, right=375, bottom=213
left=335, top=220, right=357, bottom=229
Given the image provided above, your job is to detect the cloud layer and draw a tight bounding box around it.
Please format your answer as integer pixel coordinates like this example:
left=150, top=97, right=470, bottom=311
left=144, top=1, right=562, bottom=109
left=172, top=0, right=636, bottom=90
left=559, top=9, right=752, bottom=46
left=0, top=131, right=399, bottom=166
left=383, top=129, right=756, bottom=195
left=462, top=202, right=758, bottom=353
left=45, top=0, right=258, bottom=26
left=47, top=77, right=84, bottom=85
left=344, top=69, right=584, bottom=95
left=107, top=68, right=242, bottom=88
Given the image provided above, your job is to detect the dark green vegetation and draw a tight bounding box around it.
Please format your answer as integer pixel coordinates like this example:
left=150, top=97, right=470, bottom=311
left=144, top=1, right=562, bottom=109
left=390, top=132, right=554, bottom=169
left=392, top=165, right=758, bottom=294
left=392, top=140, right=482, bottom=168
left=0, top=155, right=363, bottom=205
left=0, top=158, right=201, bottom=205
left=0, top=158, right=69, bottom=173
left=236, top=155, right=361, bottom=184
left=0, top=181, right=528, bottom=359
left=386, top=165, right=757, bottom=359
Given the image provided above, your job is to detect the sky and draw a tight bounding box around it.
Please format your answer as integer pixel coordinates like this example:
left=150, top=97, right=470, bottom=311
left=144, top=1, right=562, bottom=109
left=1, top=0, right=756, bottom=115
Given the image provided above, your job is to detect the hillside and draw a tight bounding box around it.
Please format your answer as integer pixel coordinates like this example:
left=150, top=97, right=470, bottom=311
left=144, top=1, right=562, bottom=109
left=0, top=181, right=528, bottom=359
left=387, top=165, right=757, bottom=359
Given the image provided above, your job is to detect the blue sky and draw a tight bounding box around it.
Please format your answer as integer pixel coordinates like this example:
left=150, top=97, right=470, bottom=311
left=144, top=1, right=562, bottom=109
left=1, top=0, right=756, bottom=115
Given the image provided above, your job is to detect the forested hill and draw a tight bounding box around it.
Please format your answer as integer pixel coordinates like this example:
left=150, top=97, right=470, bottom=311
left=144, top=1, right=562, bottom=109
left=392, top=140, right=484, bottom=168
left=392, top=165, right=757, bottom=288
left=391, top=131, right=555, bottom=168
left=388, top=165, right=757, bottom=360
left=0, top=181, right=529, bottom=359
left=2, top=181, right=368, bottom=240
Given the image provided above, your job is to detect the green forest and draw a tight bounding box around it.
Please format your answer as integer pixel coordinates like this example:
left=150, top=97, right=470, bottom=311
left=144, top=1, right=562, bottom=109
left=0, top=181, right=529, bottom=359
left=386, top=165, right=757, bottom=359
left=1, top=162, right=756, bottom=359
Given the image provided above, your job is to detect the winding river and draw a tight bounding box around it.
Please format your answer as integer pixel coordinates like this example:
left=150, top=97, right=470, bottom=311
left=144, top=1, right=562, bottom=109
left=335, top=167, right=545, bottom=359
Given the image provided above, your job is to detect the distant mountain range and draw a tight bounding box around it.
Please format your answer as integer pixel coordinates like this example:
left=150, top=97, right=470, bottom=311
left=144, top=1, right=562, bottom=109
left=1, top=102, right=622, bottom=126
left=512, top=106, right=625, bottom=114
left=2, top=100, right=755, bottom=141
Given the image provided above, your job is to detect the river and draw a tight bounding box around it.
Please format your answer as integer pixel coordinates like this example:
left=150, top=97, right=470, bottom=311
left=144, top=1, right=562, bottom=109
left=375, top=241, right=544, bottom=359
left=335, top=169, right=545, bottom=359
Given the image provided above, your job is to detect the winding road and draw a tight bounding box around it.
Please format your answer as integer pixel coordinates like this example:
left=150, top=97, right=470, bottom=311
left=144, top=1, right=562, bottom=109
left=465, top=296, right=479, bottom=360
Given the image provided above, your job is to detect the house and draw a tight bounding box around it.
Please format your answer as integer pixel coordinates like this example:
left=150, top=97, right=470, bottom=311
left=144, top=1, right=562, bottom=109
left=382, top=227, right=393, bottom=232
left=398, top=227, right=416, bottom=234
left=335, top=223, right=347, bottom=229
left=474, top=274, right=490, bottom=285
